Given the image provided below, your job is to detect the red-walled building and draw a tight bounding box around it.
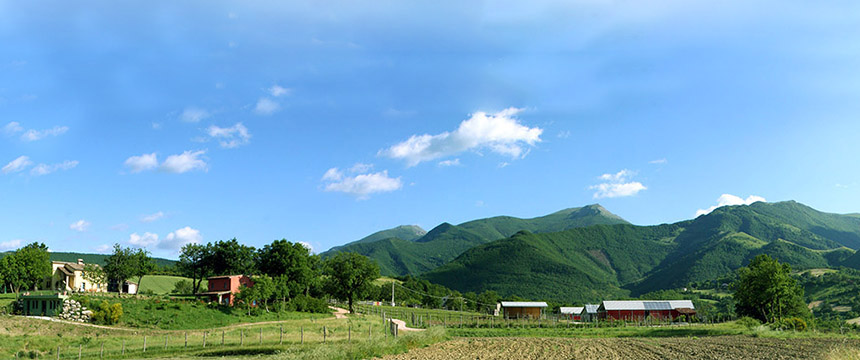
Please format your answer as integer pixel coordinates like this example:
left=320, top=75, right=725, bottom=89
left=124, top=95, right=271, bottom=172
left=559, top=307, right=584, bottom=321
left=598, top=300, right=696, bottom=321
left=197, top=275, right=255, bottom=306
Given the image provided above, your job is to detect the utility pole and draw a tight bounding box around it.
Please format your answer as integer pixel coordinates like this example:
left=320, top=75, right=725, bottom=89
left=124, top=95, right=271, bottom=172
left=391, top=282, right=395, bottom=306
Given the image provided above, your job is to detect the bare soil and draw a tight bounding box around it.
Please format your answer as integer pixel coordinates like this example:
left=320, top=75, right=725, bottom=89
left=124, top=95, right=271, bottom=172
left=379, top=336, right=860, bottom=360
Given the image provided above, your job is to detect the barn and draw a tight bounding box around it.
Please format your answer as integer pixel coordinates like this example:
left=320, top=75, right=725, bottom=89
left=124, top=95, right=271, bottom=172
left=598, top=300, right=695, bottom=321
left=500, top=301, right=548, bottom=319
left=583, top=304, right=600, bottom=321
left=559, top=307, right=584, bottom=320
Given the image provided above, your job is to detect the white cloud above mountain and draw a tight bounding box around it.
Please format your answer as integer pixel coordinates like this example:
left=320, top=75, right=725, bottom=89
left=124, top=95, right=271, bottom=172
left=322, top=164, right=402, bottom=200
left=696, top=194, right=766, bottom=216
left=380, top=108, right=542, bottom=167
left=590, top=169, right=647, bottom=199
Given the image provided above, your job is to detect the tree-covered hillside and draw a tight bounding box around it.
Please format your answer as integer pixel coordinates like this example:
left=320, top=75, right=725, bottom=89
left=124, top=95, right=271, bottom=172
left=326, top=225, right=427, bottom=253
left=321, top=204, right=630, bottom=276
left=0, top=251, right=176, bottom=268
left=423, top=201, right=859, bottom=303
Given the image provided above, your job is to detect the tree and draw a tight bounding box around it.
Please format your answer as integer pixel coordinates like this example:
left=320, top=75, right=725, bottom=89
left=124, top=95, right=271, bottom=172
left=129, top=248, right=156, bottom=295
left=323, top=252, right=380, bottom=313
left=252, top=276, right=275, bottom=312
left=103, top=244, right=136, bottom=294
left=0, top=242, right=51, bottom=296
left=210, top=239, right=256, bottom=276
left=178, top=243, right=213, bottom=293
left=477, top=290, right=500, bottom=314
left=734, top=254, right=809, bottom=323
left=273, top=275, right=291, bottom=306
left=256, top=240, right=318, bottom=299
left=82, top=264, right=107, bottom=292
left=235, top=284, right=257, bottom=316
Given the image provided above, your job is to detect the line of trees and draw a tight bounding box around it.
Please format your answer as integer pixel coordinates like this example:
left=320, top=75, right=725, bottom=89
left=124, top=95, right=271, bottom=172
left=177, top=239, right=380, bottom=314
left=0, top=242, right=51, bottom=296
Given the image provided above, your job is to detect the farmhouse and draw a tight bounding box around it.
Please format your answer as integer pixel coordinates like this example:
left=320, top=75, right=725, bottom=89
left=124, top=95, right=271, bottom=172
left=499, top=301, right=548, bottom=319
left=559, top=306, right=584, bottom=321
left=196, top=275, right=254, bottom=306
left=47, top=259, right=107, bottom=293
left=598, top=300, right=696, bottom=321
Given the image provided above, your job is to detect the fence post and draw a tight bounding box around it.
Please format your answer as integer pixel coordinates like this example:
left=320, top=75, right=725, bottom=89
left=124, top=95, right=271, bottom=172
left=301, top=326, right=304, bottom=344
left=203, top=332, right=207, bottom=348
left=77, top=344, right=81, bottom=360
left=56, top=346, right=60, bottom=360
left=100, top=342, right=104, bottom=359
left=143, top=336, right=147, bottom=352
left=348, top=325, right=351, bottom=343
left=259, top=328, right=263, bottom=345
left=279, top=326, right=283, bottom=345
left=222, top=331, right=225, bottom=346
left=185, top=332, right=188, bottom=348
left=241, top=330, right=244, bottom=346
left=323, top=326, right=327, bottom=343
left=121, top=340, right=125, bottom=356
left=165, top=335, right=168, bottom=350
left=369, top=323, right=372, bottom=339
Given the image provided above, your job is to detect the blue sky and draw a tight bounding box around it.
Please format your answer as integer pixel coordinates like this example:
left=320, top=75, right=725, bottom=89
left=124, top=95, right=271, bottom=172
left=2, top=1, right=860, bottom=258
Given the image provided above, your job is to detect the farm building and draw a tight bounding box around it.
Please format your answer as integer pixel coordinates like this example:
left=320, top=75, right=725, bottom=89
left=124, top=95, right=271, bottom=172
left=598, top=300, right=696, bottom=321
left=196, top=275, right=254, bottom=306
left=47, top=259, right=107, bottom=293
left=559, top=306, right=584, bottom=321
left=19, top=293, right=68, bottom=317
left=584, top=304, right=600, bottom=321
left=499, top=301, right=548, bottom=319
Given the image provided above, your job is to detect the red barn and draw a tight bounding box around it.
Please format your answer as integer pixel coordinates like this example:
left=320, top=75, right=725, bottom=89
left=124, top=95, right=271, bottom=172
left=197, top=275, right=255, bottom=306
left=559, top=307, right=584, bottom=321
left=598, top=300, right=695, bottom=321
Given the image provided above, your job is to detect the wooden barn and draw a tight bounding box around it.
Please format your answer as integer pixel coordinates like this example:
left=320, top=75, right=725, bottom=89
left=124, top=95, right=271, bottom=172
left=583, top=304, right=600, bottom=321
left=559, top=306, right=584, bottom=321
left=500, top=301, right=547, bottom=319
left=598, top=300, right=695, bottom=321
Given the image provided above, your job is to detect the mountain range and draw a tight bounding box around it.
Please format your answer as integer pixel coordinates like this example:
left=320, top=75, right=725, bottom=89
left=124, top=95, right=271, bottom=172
left=324, top=201, right=860, bottom=303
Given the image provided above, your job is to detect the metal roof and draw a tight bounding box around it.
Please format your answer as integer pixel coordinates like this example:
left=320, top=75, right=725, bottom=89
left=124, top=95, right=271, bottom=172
left=500, top=301, right=548, bottom=308
left=559, top=307, right=584, bottom=314
left=585, top=304, right=600, bottom=313
left=601, top=300, right=695, bottom=311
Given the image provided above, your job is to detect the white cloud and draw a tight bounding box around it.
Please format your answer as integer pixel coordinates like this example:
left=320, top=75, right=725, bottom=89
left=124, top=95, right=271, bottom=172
left=0, top=239, right=22, bottom=251
left=254, top=98, right=280, bottom=115
left=269, top=85, right=291, bottom=97
left=30, top=160, right=78, bottom=176
left=590, top=169, right=647, bottom=199
left=128, top=232, right=159, bottom=247
left=124, top=153, right=158, bottom=173
left=180, top=107, right=210, bottom=123
left=322, top=166, right=403, bottom=200
left=206, top=123, right=251, bottom=148
left=649, top=158, right=668, bottom=164
left=160, top=150, right=207, bottom=173
left=93, top=244, right=112, bottom=253
left=21, top=126, right=68, bottom=141
left=160, top=227, right=202, bottom=250
left=2, top=155, right=32, bottom=174
left=322, top=167, right=343, bottom=181
left=298, top=241, right=313, bottom=253
left=696, top=194, right=766, bottom=217
left=3, top=121, right=23, bottom=134
left=349, top=163, right=374, bottom=173
left=69, top=219, right=90, bottom=232
left=380, top=107, right=542, bottom=166
left=438, top=159, right=462, bottom=167
left=141, top=211, right=164, bottom=223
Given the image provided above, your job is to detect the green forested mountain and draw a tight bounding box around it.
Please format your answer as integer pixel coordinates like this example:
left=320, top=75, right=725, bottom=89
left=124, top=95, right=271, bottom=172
left=422, top=201, right=860, bottom=303
left=321, top=204, right=630, bottom=276
left=0, top=251, right=176, bottom=268
left=325, top=225, right=427, bottom=252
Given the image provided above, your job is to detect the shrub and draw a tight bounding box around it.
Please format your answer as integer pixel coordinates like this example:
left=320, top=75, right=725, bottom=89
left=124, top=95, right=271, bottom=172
left=92, top=301, right=123, bottom=325
left=287, top=295, right=330, bottom=314
left=171, top=280, right=198, bottom=294
left=736, top=316, right=761, bottom=329
left=774, top=317, right=807, bottom=331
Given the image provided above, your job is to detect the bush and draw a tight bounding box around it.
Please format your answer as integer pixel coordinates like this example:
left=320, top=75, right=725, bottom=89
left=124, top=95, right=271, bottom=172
left=172, top=280, right=198, bottom=295
left=736, top=316, right=761, bottom=329
left=774, top=317, right=807, bottom=331
left=92, top=301, right=123, bottom=325
left=286, top=295, right=330, bottom=314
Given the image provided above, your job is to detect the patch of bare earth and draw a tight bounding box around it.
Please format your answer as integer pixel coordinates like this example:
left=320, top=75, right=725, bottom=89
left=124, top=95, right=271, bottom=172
left=378, top=336, right=860, bottom=360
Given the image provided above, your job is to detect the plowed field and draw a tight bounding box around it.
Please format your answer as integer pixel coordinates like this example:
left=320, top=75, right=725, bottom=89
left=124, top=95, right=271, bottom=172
left=379, top=336, right=860, bottom=360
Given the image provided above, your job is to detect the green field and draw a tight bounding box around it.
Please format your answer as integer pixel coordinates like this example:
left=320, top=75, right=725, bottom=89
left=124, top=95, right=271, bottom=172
left=133, top=275, right=208, bottom=295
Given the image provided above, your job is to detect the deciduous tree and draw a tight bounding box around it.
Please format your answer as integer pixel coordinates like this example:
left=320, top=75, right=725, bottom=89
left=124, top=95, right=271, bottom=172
left=323, top=252, right=379, bottom=313
left=734, top=254, right=809, bottom=322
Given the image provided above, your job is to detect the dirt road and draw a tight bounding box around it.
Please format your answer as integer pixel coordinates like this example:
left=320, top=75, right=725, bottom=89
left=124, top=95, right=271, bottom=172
left=379, top=336, right=860, bottom=360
